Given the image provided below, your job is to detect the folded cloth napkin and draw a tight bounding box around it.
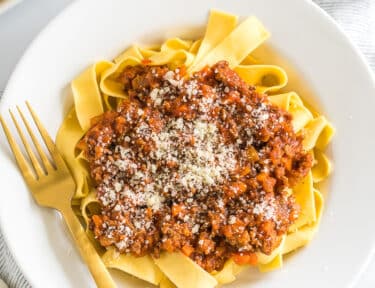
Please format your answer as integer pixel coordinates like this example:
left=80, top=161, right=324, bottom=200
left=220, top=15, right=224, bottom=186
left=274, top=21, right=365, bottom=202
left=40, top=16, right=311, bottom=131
left=314, top=0, right=375, bottom=69
left=0, top=1, right=374, bottom=287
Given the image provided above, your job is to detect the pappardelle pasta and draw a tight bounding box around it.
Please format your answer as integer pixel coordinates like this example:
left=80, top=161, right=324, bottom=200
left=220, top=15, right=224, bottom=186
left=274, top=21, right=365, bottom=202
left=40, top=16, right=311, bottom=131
left=56, top=10, right=334, bottom=288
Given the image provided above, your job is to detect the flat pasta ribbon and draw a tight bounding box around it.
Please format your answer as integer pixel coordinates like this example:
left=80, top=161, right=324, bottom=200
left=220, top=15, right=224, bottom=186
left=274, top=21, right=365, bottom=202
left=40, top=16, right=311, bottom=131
left=190, top=10, right=238, bottom=68
left=72, top=61, right=113, bottom=131
left=283, top=189, right=324, bottom=254
left=189, top=16, right=270, bottom=72
left=102, top=247, right=164, bottom=286
left=154, top=252, right=218, bottom=288
left=235, top=64, right=288, bottom=94
left=56, top=108, right=89, bottom=199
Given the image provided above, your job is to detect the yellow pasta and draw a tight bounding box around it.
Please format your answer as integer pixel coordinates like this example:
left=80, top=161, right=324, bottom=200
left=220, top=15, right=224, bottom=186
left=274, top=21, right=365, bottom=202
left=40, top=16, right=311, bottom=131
left=269, top=92, right=314, bottom=132
left=80, top=190, right=99, bottom=226
left=189, top=16, right=270, bottom=72
left=71, top=61, right=113, bottom=131
left=100, top=57, right=141, bottom=98
left=303, top=116, right=331, bottom=151
left=160, top=276, right=177, bottom=288
left=316, top=122, right=335, bottom=150
left=283, top=189, right=324, bottom=254
left=312, top=149, right=332, bottom=183
left=213, top=237, right=286, bottom=285
left=56, top=108, right=88, bottom=198
left=258, top=254, right=283, bottom=273
left=190, top=10, right=238, bottom=68
left=256, top=236, right=286, bottom=266
left=235, top=64, right=288, bottom=93
left=154, top=253, right=218, bottom=288
left=212, top=260, right=237, bottom=285
left=289, top=172, right=316, bottom=231
left=114, top=46, right=145, bottom=63
left=160, top=38, right=193, bottom=52
left=148, top=48, right=195, bottom=67
left=189, top=39, right=202, bottom=54
left=55, top=10, right=334, bottom=288
left=102, top=247, right=164, bottom=285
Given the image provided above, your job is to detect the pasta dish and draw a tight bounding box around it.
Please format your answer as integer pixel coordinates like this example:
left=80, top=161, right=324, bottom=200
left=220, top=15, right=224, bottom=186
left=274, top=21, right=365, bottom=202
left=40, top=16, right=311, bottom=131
left=56, top=10, right=334, bottom=288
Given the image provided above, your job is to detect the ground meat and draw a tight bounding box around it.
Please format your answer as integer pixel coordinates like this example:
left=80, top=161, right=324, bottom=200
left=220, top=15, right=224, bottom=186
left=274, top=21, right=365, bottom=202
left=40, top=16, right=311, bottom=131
left=78, top=61, right=312, bottom=272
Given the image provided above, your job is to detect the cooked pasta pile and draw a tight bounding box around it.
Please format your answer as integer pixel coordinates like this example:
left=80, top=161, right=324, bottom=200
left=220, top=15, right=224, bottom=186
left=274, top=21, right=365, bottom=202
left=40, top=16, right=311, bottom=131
left=56, top=10, right=334, bottom=288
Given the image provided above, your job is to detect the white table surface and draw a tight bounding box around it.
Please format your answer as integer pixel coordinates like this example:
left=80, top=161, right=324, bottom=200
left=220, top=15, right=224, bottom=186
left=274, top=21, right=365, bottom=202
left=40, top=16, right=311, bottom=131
left=0, top=0, right=374, bottom=287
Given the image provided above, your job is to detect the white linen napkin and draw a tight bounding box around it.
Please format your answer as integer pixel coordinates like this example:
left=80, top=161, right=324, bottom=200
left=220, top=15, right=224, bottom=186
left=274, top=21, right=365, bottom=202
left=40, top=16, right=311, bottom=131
left=314, top=0, right=375, bottom=69
left=0, top=1, right=374, bottom=287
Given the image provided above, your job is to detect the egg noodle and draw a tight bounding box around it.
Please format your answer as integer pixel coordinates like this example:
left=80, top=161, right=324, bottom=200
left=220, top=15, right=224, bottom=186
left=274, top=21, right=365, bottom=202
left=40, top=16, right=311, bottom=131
left=56, top=10, right=334, bottom=288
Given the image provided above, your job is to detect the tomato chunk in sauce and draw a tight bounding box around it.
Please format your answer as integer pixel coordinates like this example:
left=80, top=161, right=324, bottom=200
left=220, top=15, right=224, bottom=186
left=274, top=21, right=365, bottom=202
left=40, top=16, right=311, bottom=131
left=79, top=61, right=312, bottom=272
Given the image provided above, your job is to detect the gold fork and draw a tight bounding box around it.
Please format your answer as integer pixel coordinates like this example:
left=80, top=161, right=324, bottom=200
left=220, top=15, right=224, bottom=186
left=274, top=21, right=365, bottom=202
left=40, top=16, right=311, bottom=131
left=0, top=102, right=116, bottom=288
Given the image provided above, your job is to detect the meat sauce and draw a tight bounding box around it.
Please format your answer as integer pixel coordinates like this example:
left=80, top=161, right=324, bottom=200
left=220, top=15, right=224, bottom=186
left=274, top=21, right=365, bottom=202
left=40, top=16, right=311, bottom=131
left=78, top=61, right=312, bottom=272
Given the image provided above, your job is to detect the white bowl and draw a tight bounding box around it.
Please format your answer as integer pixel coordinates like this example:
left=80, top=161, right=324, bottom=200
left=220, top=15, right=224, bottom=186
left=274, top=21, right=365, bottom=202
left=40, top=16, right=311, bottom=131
left=1, top=0, right=375, bottom=287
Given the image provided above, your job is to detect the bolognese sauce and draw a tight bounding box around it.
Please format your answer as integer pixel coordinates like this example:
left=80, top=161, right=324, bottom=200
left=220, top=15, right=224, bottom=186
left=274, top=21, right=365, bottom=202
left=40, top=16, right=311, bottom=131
left=78, top=61, right=312, bottom=272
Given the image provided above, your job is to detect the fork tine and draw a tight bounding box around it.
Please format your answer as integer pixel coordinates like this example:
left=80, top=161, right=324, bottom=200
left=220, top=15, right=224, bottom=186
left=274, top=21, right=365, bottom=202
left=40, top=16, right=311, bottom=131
left=25, top=102, right=66, bottom=169
left=0, top=115, right=35, bottom=181
left=17, top=105, right=55, bottom=173
left=9, top=109, right=45, bottom=178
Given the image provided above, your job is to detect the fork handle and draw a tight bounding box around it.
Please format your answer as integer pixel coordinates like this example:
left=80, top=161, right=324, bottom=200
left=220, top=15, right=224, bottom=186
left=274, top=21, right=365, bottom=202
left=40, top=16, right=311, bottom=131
left=61, top=207, right=117, bottom=288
